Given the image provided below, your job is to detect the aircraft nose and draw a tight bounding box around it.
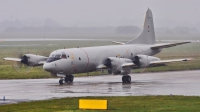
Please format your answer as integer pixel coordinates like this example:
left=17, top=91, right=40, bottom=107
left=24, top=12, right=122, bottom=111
left=43, top=63, right=50, bottom=71
left=43, top=63, right=56, bottom=72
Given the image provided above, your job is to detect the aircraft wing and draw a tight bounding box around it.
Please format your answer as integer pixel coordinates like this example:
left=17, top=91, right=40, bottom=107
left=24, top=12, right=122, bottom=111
left=112, top=41, right=125, bottom=45
left=121, top=63, right=135, bottom=67
left=151, top=41, right=190, bottom=50
left=96, top=64, right=108, bottom=69
left=150, top=58, right=192, bottom=65
left=3, top=58, right=21, bottom=62
left=97, top=63, right=135, bottom=69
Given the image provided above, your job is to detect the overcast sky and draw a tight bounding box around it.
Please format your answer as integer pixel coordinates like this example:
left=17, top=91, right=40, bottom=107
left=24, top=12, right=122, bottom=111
left=0, top=0, right=200, bottom=28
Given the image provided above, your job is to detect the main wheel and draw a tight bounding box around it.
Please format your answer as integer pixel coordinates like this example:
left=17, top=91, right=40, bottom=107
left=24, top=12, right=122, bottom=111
left=69, top=75, right=74, bottom=82
left=59, top=79, right=64, bottom=85
left=127, top=75, right=131, bottom=83
left=122, top=76, right=126, bottom=83
left=122, top=75, right=131, bottom=83
left=65, top=75, right=69, bottom=82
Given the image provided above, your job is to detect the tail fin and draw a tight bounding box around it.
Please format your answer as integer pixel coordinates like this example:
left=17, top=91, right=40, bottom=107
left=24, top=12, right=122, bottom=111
left=126, top=8, right=155, bottom=45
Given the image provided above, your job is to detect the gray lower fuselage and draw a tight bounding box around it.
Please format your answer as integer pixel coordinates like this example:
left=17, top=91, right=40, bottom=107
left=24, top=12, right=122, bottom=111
left=43, top=44, right=161, bottom=75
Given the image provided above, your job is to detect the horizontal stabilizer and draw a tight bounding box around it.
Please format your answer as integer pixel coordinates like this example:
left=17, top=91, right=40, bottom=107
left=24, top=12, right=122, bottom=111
left=151, top=41, right=191, bottom=50
left=150, top=58, right=193, bottom=65
left=112, top=41, right=125, bottom=45
left=3, top=58, right=21, bottom=62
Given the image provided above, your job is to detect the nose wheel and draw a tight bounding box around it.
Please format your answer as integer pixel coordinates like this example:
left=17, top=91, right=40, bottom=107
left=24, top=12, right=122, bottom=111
left=122, top=75, right=131, bottom=83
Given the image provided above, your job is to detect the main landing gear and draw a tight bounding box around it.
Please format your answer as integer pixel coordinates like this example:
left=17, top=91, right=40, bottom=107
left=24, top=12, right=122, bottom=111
left=59, top=75, right=74, bottom=85
left=122, top=75, right=131, bottom=83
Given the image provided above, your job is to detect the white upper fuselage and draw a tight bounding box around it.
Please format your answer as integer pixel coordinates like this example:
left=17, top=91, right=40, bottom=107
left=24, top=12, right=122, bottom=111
left=43, top=44, right=161, bottom=75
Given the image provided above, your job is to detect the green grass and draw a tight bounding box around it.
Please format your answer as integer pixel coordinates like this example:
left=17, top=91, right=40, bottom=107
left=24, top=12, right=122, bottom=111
left=0, top=65, right=109, bottom=79
left=0, top=96, right=200, bottom=112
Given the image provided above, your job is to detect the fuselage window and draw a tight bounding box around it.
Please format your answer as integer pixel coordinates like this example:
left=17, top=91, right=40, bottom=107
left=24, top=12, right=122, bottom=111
left=79, top=57, right=81, bottom=60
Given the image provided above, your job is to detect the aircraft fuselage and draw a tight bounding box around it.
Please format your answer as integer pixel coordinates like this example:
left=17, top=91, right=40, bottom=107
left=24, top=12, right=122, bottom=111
left=43, top=44, right=161, bottom=75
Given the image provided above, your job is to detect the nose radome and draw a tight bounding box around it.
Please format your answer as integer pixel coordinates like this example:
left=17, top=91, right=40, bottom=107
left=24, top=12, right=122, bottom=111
left=43, top=63, right=48, bottom=71
left=43, top=63, right=57, bottom=73
left=43, top=63, right=53, bottom=72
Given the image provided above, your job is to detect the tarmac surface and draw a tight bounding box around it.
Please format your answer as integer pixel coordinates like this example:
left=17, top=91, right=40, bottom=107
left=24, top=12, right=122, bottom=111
left=0, top=70, right=200, bottom=105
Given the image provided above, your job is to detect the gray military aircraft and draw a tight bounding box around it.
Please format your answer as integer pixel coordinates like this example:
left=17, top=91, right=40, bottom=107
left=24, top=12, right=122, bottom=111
left=4, top=9, right=192, bottom=84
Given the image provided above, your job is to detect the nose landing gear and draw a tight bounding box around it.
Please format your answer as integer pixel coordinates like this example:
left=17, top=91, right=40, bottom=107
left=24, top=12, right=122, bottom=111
left=59, top=78, right=64, bottom=84
left=59, top=75, right=74, bottom=85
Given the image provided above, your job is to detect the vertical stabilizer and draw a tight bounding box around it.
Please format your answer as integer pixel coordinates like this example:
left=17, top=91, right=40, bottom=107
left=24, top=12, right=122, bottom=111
left=126, top=8, right=155, bottom=45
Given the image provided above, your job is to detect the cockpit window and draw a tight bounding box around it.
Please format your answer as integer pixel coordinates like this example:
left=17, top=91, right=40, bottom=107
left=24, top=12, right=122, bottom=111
left=49, top=54, right=54, bottom=58
left=46, top=53, right=62, bottom=63
left=55, top=54, right=61, bottom=58
left=61, top=52, right=67, bottom=58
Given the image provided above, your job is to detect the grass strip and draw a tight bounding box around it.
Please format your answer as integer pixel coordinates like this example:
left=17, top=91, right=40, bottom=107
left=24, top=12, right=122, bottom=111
left=0, top=96, right=200, bottom=112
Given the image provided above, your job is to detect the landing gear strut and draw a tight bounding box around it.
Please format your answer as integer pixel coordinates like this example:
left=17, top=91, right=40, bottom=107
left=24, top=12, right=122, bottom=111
left=122, top=75, right=131, bottom=83
left=59, top=75, right=74, bottom=85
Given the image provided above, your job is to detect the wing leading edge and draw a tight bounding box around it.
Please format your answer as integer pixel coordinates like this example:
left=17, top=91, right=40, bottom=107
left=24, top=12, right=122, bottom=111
left=3, top=58, right=21, bottom=62
left=151, top=41, right=191, bottom=50
left=150, top=58, right=193, bottom=65
left=96, top=57, right=192, bottom=70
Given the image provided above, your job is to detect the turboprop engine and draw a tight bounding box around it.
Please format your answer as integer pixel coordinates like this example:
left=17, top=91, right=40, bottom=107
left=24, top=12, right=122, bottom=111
left=21, top=54, right=48, bottom=66
left=103, top=55, right=161, bottom=75
left=104, top=57, right=133, bottom=75
left=133, top=54, right=161, bottom=67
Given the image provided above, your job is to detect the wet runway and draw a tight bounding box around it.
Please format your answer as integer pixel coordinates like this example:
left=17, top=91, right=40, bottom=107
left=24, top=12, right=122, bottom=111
left=1, top=70, right=200, bottom=105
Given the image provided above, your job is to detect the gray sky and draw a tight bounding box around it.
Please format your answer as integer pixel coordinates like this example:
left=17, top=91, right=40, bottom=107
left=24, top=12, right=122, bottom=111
left=0, top=0, right=200, bottom=28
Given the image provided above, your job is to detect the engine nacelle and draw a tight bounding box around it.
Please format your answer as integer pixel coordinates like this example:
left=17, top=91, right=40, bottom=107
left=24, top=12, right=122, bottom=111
left=104, top=57, right=132, bottom=75
left=22, top=54, right=47, bottom=66
left=133, top=54, right=160, bottom=67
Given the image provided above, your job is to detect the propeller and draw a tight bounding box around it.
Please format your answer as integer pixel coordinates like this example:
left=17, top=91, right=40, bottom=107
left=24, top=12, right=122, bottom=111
left=12, top=47, right=50, bottom=75
left=127, top=48, right=148, bottom=74
left=103, top=58, right=113, bottom=74
left=104, top=58, right=112, bottom=68
left=12, top=48, right=33, bottom=74
left=21, top=55, right=29, bottom=65
left=132, top=56, right=140, bottom=66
